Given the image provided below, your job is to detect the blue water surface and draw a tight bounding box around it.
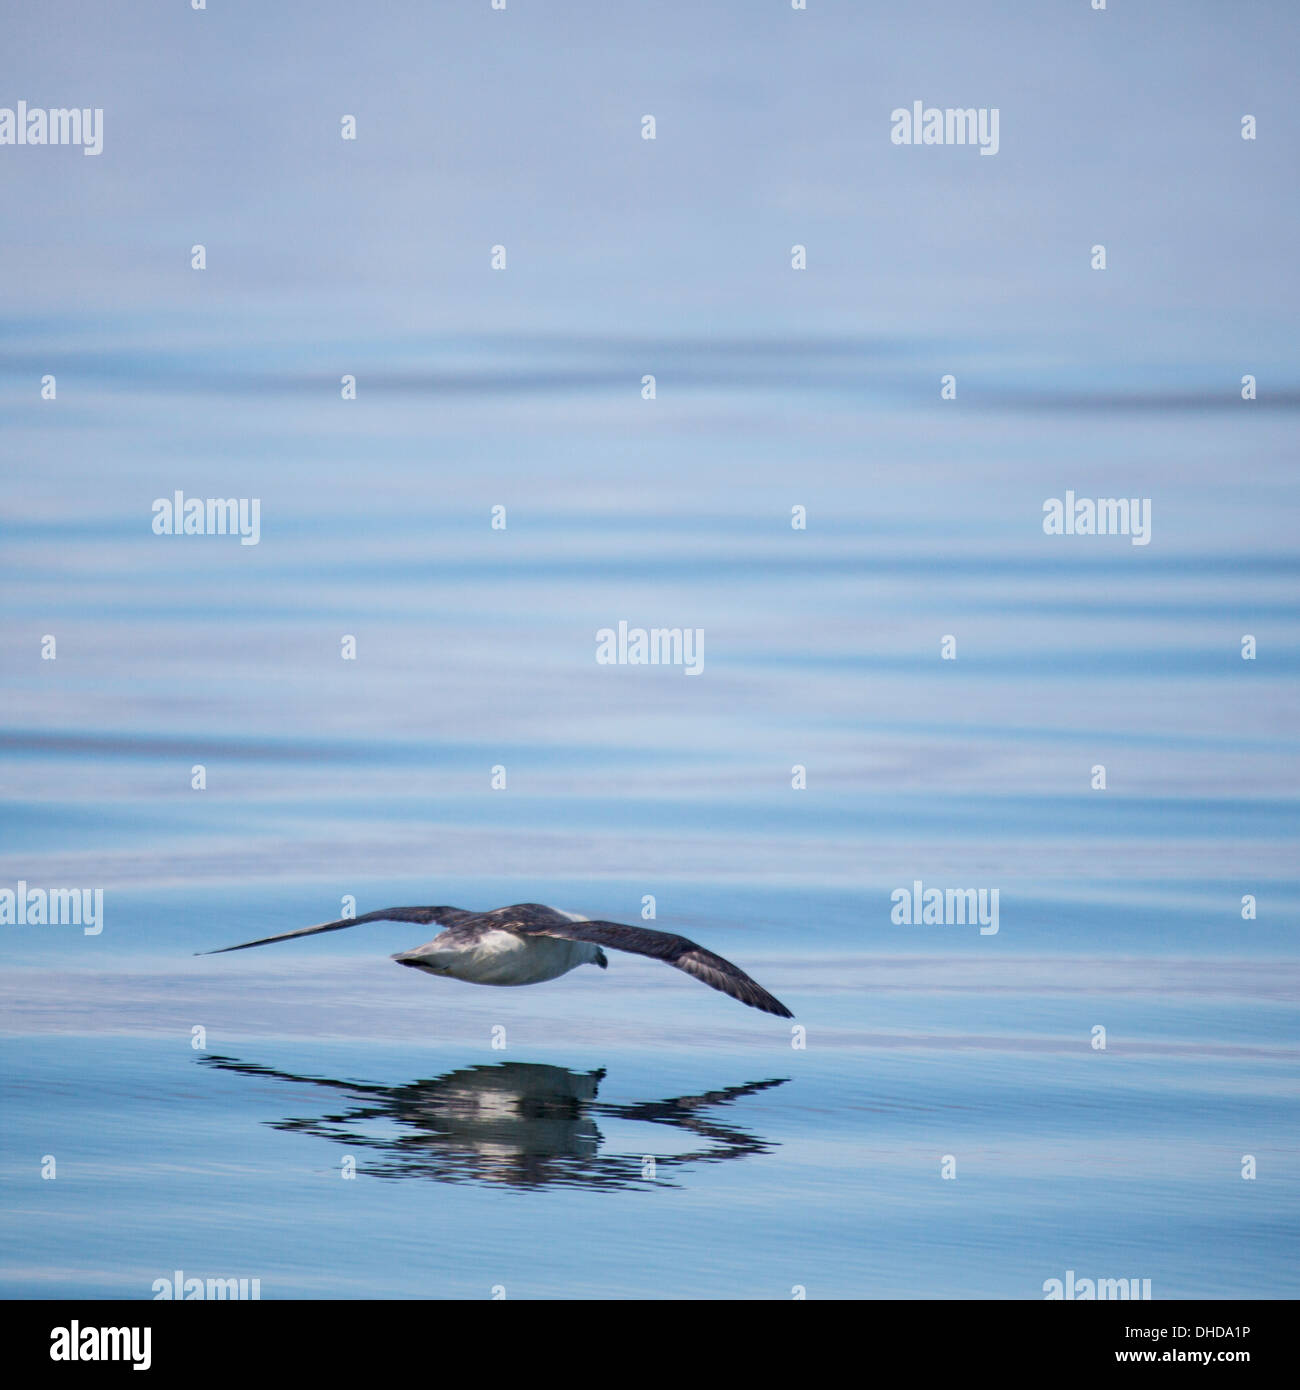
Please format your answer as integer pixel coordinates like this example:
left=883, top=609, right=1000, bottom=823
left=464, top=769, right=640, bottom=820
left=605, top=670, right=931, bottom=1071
left=1, top=0, right=1298, bottom=1300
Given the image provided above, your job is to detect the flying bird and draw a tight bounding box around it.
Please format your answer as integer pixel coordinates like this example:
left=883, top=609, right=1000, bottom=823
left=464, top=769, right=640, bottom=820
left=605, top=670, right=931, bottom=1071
left=199, top=902, right=793, bottom=1019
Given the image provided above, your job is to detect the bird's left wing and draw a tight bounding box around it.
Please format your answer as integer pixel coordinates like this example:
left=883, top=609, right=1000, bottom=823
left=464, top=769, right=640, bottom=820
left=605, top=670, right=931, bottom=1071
left=197, top=905, right=472, bottom=956
left=511, top=917, right=794, bottom=1018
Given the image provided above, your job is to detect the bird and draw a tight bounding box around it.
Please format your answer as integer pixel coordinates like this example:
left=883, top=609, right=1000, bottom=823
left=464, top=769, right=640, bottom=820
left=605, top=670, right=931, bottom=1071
left=200, top=1055, right=790, bottom=1189
left=199, top=902, right=793, bottom=1018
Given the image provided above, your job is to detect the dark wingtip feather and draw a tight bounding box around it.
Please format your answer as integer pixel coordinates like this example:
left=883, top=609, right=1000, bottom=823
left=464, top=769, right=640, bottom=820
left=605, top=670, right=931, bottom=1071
left=752, top=991, right=794, bottom=1019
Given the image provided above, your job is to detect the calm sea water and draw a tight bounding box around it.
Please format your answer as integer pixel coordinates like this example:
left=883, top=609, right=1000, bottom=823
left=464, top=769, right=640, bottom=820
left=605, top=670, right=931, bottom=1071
left=2, top=1, right=1298, bottom=1300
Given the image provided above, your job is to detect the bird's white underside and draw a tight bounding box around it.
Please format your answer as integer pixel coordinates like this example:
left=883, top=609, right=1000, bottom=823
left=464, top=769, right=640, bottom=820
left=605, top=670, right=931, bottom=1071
left=397, top=908, right=599, bottom=987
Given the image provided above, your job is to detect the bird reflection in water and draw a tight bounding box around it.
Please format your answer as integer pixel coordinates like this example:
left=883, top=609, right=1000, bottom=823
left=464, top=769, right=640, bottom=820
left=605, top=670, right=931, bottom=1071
left=200, top=1056, right=788, bottom=1191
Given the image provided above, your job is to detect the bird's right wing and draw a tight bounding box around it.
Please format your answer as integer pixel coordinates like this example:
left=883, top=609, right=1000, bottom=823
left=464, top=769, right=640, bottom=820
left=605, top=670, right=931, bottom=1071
left=514, top=918, right=794, bottom=1018
left=197, top=905, right=472, bottom=956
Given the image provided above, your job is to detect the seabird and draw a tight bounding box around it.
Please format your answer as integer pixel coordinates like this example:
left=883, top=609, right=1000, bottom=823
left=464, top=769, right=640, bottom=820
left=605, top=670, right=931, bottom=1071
left=200, top=1056, right=789, bottom=1188
left=199, top=902, right=793, bottom=1018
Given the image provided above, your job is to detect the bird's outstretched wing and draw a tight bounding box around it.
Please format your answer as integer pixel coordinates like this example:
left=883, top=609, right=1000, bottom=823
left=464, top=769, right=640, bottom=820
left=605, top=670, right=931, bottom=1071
left=511, top=918, right=794, bottom=1018
left=197, top=906, right=472, bottom=956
